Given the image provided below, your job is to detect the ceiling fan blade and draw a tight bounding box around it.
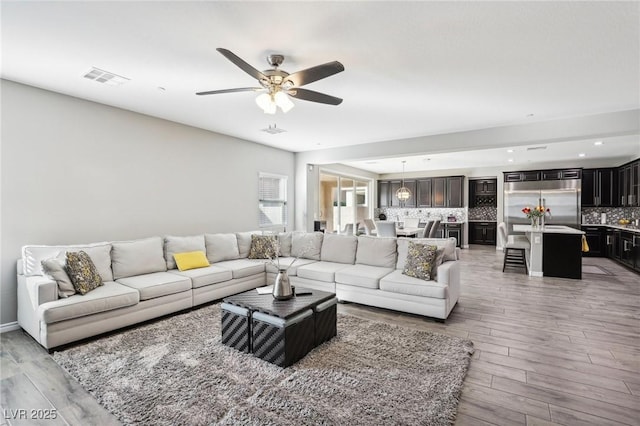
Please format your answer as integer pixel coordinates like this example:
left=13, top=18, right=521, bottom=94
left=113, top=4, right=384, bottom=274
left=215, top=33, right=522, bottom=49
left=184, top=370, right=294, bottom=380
left=288, top=88, right=343, bottom=105
left=284, top=61, right=344, bottom=87
left=196, top=87, right=262, bottom=96
left=216, top=48, right=267, bottom=81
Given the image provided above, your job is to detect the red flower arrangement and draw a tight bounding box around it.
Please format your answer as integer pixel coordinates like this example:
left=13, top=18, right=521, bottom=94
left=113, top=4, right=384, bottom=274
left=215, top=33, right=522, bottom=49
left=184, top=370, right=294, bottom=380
left=522, top=205, right=551, bottom=219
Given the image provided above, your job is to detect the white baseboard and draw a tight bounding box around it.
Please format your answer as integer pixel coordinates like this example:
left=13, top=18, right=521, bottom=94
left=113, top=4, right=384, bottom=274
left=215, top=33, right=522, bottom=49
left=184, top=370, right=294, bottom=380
left=0, top=322, right=21, bottom=333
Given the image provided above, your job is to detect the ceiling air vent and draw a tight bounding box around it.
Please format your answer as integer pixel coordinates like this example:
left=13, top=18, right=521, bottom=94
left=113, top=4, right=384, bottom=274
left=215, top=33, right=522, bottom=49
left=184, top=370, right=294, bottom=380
left=261, top=124, right=286, bottom=135
left=83, top=67, right=130, bottom=86
left=527, top=146, right=547, bottom=151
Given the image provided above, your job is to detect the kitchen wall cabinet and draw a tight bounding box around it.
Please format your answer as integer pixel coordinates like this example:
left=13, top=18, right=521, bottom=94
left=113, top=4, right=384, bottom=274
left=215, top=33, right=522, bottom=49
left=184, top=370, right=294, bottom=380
left=504, top=168, right=581, bottom=182
left=417, top=179, right=432, bottom=207
left=378, top=175, right=463, bottom=208
left=618, top=159, right=640, bottom=207
left=379, top=180, right=417, bottom=207
left=469, top=222, right=497, bottom=245
left=582, top=168, right=617, bottom=207
left=469, top=178, right=497, bottom=207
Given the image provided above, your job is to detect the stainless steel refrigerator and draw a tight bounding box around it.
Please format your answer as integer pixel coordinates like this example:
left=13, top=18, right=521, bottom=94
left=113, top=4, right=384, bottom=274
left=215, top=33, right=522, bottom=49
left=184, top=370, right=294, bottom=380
left=504, top=179, right=581, bottom=234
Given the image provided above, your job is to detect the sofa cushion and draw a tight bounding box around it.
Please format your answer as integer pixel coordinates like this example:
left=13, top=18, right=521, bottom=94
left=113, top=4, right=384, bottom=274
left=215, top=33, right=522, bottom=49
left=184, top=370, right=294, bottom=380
left=236, top=231, right=261, bottom=258
left=403, top=243, right=438, bottom=281
left=41, top=256, right=75, bottom=298
left=174, top=251, right=210, bottom=271
left=380, top=270, right=447, bottom=299
left=320, top=234, right=357, bottom=264
left=297, top=261, right=352, bottom=283
left=355, top=236, right=397, bottom=268
left=116, top=272, right=191, bottom=301
left=65, top=251, right=104, bottom=295
left=215, top=259, right=266, bottom=279
left=38, top=282, right=139, bottom=324
left=292, top=232, right=323, bottom=260
left=22, top=243, right=113, bottom=281
left=278, top=232, right=292, bottom=257
left=248, top=235, right=277, bottom=259
left=265, top=258, right=318, bottom=276
left=111, top=237, right=167, bottom=280
left=335, top=264, right=394, bottom=289
left=164, top=235, right=206, bottom=270
left=396, top=238, right=456, bottom=271
left=169, top=265, right=233, bottom=289
left=205, top=233, right=240, bottom=263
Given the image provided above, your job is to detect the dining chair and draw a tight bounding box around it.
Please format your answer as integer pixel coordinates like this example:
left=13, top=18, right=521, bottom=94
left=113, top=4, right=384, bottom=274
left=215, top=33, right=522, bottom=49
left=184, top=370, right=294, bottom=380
left=375, top=221, right=397, bottom=237
left=421, top=220, right=434, bottom=238
left=403, top=217, right=420, bottom=228
left=428, top=220, right=441, bottom=238
left=341, top=223, right=354, bottom=235
left=363, top=219, right=377, bottom=236
left=497, top=222, right=529, bottom=274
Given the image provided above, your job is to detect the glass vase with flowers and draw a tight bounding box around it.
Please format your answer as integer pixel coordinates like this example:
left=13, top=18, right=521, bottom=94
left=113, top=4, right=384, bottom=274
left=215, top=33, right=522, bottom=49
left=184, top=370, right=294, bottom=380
left=522, top=205, right=551, bottom=228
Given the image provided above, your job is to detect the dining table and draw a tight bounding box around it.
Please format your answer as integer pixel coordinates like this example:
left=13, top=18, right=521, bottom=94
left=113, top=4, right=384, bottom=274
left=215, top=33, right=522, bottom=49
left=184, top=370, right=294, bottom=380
left=395, top=226, right=424, bottom=237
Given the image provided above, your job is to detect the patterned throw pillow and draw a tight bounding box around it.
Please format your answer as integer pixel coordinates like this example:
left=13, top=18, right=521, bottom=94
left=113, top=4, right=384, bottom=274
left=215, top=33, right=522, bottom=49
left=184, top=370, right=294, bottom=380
left=65, top=251, right=104, bottom=295
left=248, top=235, right=277, bottom=259
left=402, top=242, right=438, bottom=281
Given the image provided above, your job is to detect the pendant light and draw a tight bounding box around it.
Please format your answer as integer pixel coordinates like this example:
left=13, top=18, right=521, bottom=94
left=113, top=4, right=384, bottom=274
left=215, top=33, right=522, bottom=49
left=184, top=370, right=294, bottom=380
left=396, top=160, right=411, bottom=202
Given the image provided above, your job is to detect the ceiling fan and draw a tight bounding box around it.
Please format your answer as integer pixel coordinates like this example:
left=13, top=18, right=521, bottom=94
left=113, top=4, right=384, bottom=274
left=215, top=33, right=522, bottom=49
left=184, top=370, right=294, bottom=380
left=196, top=48, right=345, bottom=114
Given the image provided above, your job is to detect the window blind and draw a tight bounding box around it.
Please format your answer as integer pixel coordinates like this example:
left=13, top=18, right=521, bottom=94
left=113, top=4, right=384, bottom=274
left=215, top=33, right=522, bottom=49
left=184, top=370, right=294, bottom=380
left=259, top=173, right=287, bottom=228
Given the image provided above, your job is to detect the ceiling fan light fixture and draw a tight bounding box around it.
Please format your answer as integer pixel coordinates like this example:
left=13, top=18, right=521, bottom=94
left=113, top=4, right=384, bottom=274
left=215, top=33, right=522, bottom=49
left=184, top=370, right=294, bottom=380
left=256, top=93, right=276, bottom=114
left=274, top=91, right=294, bottom=113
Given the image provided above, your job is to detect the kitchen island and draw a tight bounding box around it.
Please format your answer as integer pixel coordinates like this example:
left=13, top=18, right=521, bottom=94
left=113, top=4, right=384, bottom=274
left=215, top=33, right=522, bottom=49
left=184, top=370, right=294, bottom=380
left=513, top=225, right=585, bottom=279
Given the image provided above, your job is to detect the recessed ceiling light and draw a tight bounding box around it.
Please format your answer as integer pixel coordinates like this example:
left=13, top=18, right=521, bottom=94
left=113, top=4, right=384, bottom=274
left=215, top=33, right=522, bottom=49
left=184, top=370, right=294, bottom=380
left=508, top=158, right=514, bottom=162
left=594, top=141, right=603, bottom=146
left=578, top=153, right=586, bottom=157
left=507, top=149, right=514, bottom=153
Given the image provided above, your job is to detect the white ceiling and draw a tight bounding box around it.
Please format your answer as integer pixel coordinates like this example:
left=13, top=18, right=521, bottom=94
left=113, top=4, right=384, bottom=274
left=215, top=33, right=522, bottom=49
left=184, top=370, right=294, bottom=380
left=2, top=1, right=639, bottom=172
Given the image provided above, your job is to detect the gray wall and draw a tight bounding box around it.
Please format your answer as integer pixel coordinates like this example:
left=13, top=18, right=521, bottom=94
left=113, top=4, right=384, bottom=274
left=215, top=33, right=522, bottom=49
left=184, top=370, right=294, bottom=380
left=0, top=80, right=295, bottom=326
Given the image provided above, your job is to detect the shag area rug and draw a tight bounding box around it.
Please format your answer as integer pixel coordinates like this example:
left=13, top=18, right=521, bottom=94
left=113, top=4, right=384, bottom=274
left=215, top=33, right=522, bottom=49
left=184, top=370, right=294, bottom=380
left=53, top=304, right=474, bottom=425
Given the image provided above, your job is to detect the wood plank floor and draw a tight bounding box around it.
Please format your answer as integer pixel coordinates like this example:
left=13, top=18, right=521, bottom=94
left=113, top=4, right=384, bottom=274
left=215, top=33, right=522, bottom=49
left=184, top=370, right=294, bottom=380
left=1, top=245, right=639, bottom=425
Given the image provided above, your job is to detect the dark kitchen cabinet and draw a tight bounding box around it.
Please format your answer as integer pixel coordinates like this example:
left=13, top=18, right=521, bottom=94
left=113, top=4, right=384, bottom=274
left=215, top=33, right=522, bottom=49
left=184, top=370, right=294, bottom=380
left=618, top=159, right=640, bottom=207
left=620, top=231, right=635, bottom=268
left=378, top=181, right=390, bottom=207
left=378, top=175, right=464, bottom=208
left=445, top=224, right=463, bottom=247
left=504, top=168, right=580, bottom=182
left=581, top=226, right=604, bottom=257
left=432, top=177, right=446, bottom=207
left=605, top=228, right=616, bottom=259
left=469, top=178, right=497, bottom=207
left=469, top=222, right=497, bottom=245
left=634, top=234, right=640, bottom=273
left=417, top=179, right=432, bottom=207
left=433, top=176, right=464, bottom=207
left=582, top=168, right=617, bottom=207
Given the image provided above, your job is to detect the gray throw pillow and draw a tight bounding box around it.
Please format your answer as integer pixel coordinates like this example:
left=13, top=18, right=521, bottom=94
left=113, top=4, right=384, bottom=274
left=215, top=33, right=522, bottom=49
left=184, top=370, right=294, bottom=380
left=65, top=251, right=104, bottom=295
left=402, top=243, right=437, bottom=281
left=41, top=255, right=75, bottom=298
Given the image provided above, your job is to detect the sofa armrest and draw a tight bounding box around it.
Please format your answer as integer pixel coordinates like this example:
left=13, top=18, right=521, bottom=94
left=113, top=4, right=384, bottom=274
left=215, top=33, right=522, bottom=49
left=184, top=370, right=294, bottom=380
left=436, top=261, right=460, bottom=316
left=17, top=273, right=57, bottom=344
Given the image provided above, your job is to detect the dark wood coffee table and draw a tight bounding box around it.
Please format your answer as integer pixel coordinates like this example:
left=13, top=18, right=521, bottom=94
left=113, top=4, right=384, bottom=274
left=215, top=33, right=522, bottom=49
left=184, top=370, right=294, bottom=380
left=221, top=288, right=337, bottom=367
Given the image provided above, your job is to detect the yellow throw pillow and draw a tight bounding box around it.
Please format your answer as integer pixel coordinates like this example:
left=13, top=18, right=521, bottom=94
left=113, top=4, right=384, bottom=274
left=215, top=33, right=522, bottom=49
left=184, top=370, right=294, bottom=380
left=173, top=251, right=209, bottom=271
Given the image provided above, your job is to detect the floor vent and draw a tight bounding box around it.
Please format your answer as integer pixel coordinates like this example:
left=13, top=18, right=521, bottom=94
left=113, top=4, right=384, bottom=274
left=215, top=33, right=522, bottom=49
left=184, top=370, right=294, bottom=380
left=83, top=67, right=130, bottom=86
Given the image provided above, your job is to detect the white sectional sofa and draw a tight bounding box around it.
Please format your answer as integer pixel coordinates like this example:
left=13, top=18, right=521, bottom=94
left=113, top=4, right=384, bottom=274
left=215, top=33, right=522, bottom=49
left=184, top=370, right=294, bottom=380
left=17, top=231, right=460, bottom=350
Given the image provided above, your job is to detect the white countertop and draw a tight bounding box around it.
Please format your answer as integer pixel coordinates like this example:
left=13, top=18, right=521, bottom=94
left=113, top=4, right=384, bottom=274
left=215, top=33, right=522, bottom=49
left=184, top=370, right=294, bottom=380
left=581, top=224, right=640, bottom=234
left=513, top=225, right=585, bottom=235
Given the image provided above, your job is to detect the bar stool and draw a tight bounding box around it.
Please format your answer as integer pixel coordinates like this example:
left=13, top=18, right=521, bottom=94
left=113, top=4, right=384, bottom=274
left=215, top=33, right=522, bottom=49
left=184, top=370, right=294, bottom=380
left=497, top=222, right=529, bottom=274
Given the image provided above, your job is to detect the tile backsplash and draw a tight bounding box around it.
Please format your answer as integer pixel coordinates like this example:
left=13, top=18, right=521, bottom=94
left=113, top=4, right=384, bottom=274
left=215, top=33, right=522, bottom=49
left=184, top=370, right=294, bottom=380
left=374, top=207, right=467, bottom=223
left=468, top=207, right=497, bottom=221
left=581, top=207, right=640, bottom=224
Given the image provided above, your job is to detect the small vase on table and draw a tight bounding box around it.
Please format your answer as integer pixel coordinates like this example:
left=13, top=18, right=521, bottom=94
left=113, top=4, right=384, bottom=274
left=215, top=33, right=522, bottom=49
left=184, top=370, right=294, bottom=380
left=531, top=217, right=539, bottom=229
left=273, top=269, right=293, bottom=300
